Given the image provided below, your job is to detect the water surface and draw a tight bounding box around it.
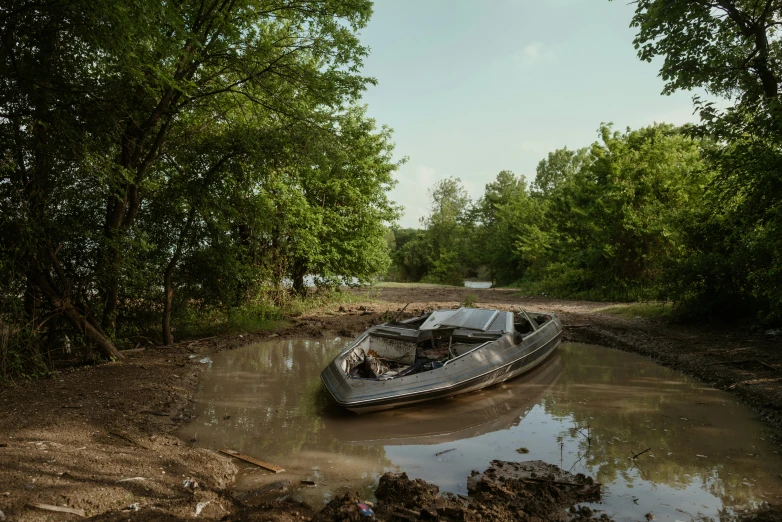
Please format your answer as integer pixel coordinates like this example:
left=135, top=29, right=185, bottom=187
left=463, top=280, right=492, bottom=288
left=178, top=340, right=782, bottom=521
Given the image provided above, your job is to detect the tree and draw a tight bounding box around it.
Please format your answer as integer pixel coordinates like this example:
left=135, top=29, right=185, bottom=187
left=421, top=178, right=473, bottom=285
left=532, top=148, right=591, bottom=197
left=628, top=0, right=782, bottom=321
left=0, top=0, right=378, bottom=362
left=474, top=171, right=534, bottom=285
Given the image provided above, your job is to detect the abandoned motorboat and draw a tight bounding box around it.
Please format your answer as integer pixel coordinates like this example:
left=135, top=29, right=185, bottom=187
left=320, top=307, right=563, bottom=413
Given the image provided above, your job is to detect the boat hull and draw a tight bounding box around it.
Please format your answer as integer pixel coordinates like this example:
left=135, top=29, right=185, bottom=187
left=321, top=314, right=563, bottom=413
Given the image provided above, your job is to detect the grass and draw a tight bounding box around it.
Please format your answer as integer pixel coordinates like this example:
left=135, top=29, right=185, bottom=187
left=595, top=302, right=674, bottom=320
left=373, top=281, right=463, bottom=289
left=174, top=287, right=365, bottom=339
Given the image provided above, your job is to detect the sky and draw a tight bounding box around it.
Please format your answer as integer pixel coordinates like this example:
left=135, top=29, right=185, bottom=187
left=357, top=0, right=701, bottom=228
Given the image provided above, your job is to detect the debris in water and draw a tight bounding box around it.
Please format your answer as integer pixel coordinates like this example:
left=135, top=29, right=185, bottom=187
left=219, top=449, right=285, bottom=473
left=516, top=447, right=530, bottom=454
left=356, top=502, right=374, bottom=517
left=631, top=448, right=652, bottom=459
left=434, top=448, right=456, bottom=457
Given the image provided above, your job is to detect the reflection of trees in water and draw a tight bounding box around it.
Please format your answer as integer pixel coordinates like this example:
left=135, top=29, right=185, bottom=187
left=185, top=339, right=392, bottom=483
left=539, top=345, right=764, bottom=511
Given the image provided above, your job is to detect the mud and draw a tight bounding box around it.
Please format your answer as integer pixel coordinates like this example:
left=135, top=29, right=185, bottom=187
left=1, top=285, right=781, bottom=520
left=305, top=462, right=608, bottom=522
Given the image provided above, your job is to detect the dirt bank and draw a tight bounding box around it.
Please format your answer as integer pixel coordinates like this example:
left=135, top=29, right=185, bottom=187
left=1, top=285, right=781, bottom=520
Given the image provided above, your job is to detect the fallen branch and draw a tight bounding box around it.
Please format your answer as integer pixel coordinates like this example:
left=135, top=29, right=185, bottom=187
left=28, top=504, right=86, bottom=517
left=631, top=448, right=651, bottom=459
left=435, top=448, right=456, bottom=457
left=219, top=449, right=285, bottom=473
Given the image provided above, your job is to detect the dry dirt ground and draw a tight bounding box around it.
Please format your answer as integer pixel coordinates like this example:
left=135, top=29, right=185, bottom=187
left=1, top=285, right=781, bottom=521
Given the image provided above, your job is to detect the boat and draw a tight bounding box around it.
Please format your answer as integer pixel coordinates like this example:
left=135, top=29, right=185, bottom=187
left=320, top=307, right=563, bottom=413
left=322, top=351, right=563, bottom=444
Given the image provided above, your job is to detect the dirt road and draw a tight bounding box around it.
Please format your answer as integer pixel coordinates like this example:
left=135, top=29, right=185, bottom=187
left=1, top=285, right=780, bottom=520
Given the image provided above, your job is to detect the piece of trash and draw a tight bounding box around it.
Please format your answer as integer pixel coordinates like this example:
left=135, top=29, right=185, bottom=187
left=126, top=503, right=140, bottom=511
left=28, top=504, right=86, bottom=517
left=696, top=454, right=707, bottom=458
left=194, top=501, right=210, bottom=517
left=645, top=513, right=655, bottom=521
left=198, top=357, right=212, bottom=364
left=435, top=448, right=456, bottom=457
left=300, top=480, right=316, bottom=487
left=219, top=449, right=285, bottom=473
left=0, top=509, right=5, bottom=521
left=356, top=502, right=375, bottom=517
left=516, top=447, right=530, bottom=454
left=117, top=476, right=147, bottom=483
left=765, top=328, right=782, bottom=336
left=183, top=478, right=199, bottom=489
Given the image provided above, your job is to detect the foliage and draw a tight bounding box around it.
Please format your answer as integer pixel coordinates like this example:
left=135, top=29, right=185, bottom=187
left=0, top=0, right=402, bottom=375
left=626, top=0, right=782, bottom=324
left=461, top=294, right=478, bottom=308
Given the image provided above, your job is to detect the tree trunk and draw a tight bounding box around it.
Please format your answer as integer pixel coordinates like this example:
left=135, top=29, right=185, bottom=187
left=292, top=260, right=308, bottom=295
left=162, top=260, right=176, bottom=346
left=30, top=271, right=124, bottom=360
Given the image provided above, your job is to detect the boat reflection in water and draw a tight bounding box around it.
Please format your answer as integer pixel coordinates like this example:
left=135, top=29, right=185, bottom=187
left=322, top=351, right=563, bottom=446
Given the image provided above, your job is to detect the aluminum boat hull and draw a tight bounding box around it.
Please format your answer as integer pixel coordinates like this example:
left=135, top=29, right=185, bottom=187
left=321, top=311, right=563, bottom=413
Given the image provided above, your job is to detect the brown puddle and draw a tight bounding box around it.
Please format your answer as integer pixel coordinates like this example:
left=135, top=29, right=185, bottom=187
left=177, top=340, right=782, bottom=521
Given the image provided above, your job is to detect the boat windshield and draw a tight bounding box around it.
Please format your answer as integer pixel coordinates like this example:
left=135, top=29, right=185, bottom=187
left=419, top=308, right=500, bottom=331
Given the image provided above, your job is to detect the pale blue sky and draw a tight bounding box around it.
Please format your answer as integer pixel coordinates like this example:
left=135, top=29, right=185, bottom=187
left=358, top=0, right=700, bottom=228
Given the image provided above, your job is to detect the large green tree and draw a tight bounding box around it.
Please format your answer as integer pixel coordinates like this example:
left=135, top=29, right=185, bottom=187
left=628, top=0, right=782, bottom=321
left=0, top=0, right=385, bottom=363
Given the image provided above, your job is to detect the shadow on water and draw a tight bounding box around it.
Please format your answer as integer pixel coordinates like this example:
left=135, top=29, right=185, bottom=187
left=177, top=340, right=782, bottom=520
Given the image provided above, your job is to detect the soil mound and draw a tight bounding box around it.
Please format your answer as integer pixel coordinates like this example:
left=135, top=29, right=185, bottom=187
left=312, top=461, right=611, bottom=521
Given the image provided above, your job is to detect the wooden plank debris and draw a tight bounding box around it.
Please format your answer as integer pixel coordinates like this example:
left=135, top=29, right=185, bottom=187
left=219, top=449, right=285, bottom=473
left=29, top=503, right=86, bottom=517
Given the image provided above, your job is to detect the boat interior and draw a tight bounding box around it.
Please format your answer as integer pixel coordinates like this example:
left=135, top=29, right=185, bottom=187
left=343, top=308, right=553, bottom=380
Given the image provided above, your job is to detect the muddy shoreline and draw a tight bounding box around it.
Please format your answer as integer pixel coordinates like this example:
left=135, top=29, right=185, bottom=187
left=1, top=286, right=781, bottom=520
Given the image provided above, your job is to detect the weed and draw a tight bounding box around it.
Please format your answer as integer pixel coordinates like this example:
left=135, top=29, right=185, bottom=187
left=461, top=294, right=478, bottom=307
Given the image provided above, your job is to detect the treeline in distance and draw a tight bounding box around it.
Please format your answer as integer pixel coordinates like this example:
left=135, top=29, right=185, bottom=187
left=388, top=0, right=782, bottom=329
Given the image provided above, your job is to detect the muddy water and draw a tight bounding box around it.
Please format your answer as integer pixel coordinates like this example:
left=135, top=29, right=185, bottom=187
left=178, top=340, right=782, bottom=521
